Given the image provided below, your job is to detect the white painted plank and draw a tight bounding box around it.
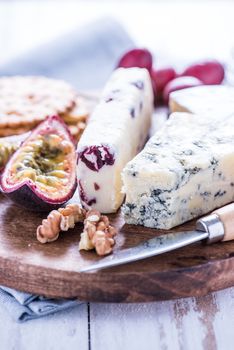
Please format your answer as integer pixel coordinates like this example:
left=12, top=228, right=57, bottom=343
left=213, top=288, right=234, bottom=350
left=90, top=287, right=234, bottom=350
left=0, top=303, right=89, bottom=350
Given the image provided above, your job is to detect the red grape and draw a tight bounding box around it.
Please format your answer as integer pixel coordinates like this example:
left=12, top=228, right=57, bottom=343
left=181, top=60, right=225, bottom=85
left=151, top=67, right=177, bottom=95
left=117, top=48, right=153, bottom=72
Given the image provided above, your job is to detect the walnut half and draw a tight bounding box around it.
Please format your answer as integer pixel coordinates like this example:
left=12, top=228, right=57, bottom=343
left=79, top=210, right=116, bottom=256
left=36, top=203, right=86, bottom=243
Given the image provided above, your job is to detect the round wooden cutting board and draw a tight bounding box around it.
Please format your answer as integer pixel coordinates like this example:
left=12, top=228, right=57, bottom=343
left=1, top=99, right=234, bottom=302
left=0, top=195, right=234, bottom=302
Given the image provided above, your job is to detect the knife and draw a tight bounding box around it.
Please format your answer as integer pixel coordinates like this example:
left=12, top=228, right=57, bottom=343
left=80, top=203, right=234, bottom=273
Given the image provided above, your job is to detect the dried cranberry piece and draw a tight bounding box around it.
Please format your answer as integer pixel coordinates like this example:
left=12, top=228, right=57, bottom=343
left=94, top=182, right=100, bottom=191
left=117, top=48, right=153, bottom=73
left=78, top=180, right=96, bottom=206
left=79, top=145, right=115, bottom=172
left=181, top=60, right=225, bottom=85
left=78, top=180, right=87, bottom=203
left=163, top=76, right=203, bottom=104
left=87, top=198, right=97, bottom=206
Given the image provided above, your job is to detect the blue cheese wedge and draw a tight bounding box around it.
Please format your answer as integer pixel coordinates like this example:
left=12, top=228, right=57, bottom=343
left=122, top=112, right=234, bottom=229
left=169, top=85, right=234, bottom=119
left=77, top=67, right=154, bottom=213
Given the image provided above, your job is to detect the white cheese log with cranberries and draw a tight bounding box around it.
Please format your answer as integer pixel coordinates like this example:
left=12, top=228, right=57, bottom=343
left=122, top=112, right=234, bottom=229
left=77, top=67, right=154, bottom=213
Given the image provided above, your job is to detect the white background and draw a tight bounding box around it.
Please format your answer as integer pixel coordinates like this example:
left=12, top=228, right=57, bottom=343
left=0, top=0, right=234, bottom=72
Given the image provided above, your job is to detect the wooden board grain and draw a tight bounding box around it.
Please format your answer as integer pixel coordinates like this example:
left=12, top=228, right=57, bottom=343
left=0, top=194, right=234, bottom=302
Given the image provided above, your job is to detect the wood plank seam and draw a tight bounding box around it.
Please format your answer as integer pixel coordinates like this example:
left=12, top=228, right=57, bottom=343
left=88, top=302, right=91, bottom=350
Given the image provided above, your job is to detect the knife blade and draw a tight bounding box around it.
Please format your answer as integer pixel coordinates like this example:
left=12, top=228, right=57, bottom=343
left=80, top=203, right=234, bottom=273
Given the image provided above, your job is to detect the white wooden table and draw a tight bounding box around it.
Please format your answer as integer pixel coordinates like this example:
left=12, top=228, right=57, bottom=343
left=1, top=288, right=234, bottom=350
left=1, top=1, right=234, bottom=349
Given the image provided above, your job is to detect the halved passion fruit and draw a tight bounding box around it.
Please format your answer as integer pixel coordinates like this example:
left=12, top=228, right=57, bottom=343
left=0, top=115, right=77, bottom=211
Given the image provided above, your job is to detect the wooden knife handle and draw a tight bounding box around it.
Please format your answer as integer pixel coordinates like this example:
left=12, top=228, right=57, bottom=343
left=213, top=203, right=234, bottom=241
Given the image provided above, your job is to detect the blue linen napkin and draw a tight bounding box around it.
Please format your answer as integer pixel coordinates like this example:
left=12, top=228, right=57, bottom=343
left=0, top=17, right=134, bottom=322
left=0, top=287, right=83, bottom=322
left=0, top=17, right=134, bottom=90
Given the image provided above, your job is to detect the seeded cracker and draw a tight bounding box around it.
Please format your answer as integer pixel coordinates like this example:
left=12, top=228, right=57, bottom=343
left=0, top=76, right=89, bottom=136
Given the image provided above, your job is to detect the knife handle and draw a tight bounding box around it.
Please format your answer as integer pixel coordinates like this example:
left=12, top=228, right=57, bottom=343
left=196, top=203, right=234, bottom=244
left=212, top=203, right=234, bottom=242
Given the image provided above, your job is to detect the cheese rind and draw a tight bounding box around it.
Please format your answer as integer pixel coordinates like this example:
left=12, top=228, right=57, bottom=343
left=169, top=85, right=234, bottom=119
left=77, top=68, right=154, bottom=213
left=122, top=112, right=234, bottom=229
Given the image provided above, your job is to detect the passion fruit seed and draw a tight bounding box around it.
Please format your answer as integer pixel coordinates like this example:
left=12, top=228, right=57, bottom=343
left=60, top=140, right=73, bottom=154
left=12, top=162, right=25, bottom=172
left=36, top=175, right=48, bottom=185
left=45, top=176, right=62, bottom=187
left=45, top=134, right=63, bottom=148
left=30, top=139, right=44, bottom=149
left=35, top=175, right=62, bottom=190
left=22, top=156, right=37, bottom=165
left=35, top=181, right=58, bottom=193
left=22, top=146, right=34, bottom=153
left=56, top=162, right=68, bottom=170
left=21, top=152, right=34, bottom=159
left=47, top=170, right=67, bottom=178
left=9, top=132, right=72, bottom=191
left=34, top=157, right=55, bottom=173
left=16, top=169, right=36, bottom=182
left=0, top=142, right=18, bottom=169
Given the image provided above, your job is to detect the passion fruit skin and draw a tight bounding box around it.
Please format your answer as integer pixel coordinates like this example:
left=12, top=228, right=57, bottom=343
left=0, top=115, right=77, bottom=212
left=0, top=181, right=77, bottom=212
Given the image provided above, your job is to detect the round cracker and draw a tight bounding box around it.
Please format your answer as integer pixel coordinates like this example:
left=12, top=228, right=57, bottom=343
left=0, top=76, right=77, bottom=129
left=63, top=97, right=89, bottom=124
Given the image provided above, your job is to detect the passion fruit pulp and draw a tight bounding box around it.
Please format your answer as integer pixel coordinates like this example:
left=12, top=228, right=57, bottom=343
left=0, top=115, right=77, bottom=211
left=0, top=132, right=29, bottom=171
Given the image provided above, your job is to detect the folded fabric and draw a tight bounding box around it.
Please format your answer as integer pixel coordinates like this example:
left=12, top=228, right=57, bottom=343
left=0, top=17, right=134, bottom=90
left=0, top=286, right=83, bottom=322
left=0, top=17, right=134, bottom=322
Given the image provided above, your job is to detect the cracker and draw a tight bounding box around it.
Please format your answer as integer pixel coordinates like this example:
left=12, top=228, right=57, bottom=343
left=0, top=76, right=77, bottom=129
left=68, top=121, right=86, bottom=141
left=63, top=97, right=89, bottom=124
left=0, top=126, right=32, bottom=137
